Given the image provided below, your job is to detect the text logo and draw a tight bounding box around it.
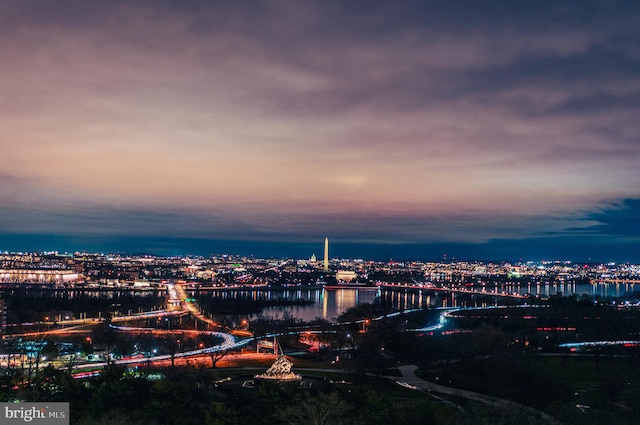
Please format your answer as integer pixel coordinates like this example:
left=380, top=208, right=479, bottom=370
left=1, top=403, right=69, bottom=425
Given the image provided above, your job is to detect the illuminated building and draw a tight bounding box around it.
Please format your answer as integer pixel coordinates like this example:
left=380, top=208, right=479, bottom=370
left=336, top=270, right=357, bottom=282
left=0, top=269, right=80, bottom=284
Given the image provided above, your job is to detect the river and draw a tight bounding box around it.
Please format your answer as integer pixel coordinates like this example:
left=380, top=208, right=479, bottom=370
left=200, top=281, right=639, bottom=322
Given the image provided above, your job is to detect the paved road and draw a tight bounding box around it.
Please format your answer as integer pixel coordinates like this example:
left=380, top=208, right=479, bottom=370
left=398, top=365, right=565, bottom=425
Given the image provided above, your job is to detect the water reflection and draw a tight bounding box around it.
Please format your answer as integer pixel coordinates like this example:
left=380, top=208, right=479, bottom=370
left=240, top=281, right=639, bottom=322
left=3, top=281, right=635, bottom=324
left=0, top=288, right=161, bottom=299
left=475, top=281, right=638, bottom=298
left=240, top=288, right=374, bottom=322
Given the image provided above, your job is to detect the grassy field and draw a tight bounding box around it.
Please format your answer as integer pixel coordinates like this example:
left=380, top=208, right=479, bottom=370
left=420, top=354, right=640, bottom=425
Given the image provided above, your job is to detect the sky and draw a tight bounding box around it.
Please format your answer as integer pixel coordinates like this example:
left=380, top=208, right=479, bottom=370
left=1, top=0, right=639, bottom=261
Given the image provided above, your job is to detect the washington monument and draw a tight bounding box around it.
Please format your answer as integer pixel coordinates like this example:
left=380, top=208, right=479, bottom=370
left=323, top=237, right=329, bottom=272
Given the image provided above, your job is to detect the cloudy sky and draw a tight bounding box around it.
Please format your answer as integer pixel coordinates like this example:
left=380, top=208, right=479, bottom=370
left=1, top=0, right=639, bottom=261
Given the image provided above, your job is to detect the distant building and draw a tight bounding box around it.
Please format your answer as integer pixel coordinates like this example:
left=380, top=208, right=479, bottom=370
left=196, top=269, right=217, bottom=280
left=336, top=270, right=357, bottom=282
left=0, top=269, right=80, bottom=284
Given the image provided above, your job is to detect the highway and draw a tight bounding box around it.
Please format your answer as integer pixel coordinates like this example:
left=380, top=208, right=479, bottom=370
left=173, top=282, right=221, bottom=329
left=2, top=281, right=546, bottom=374
left=3, top=281, right=248, bottom=371
left=72, top=282, right=246, bottom=368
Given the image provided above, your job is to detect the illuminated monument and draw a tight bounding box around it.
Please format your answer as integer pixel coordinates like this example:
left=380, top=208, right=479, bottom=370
left=324, top=237, right=329, bottom=272
left=254, top=339, right=301, bottom=382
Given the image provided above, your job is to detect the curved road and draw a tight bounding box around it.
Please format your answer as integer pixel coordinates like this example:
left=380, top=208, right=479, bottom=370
left=397, top=365, right=564, bottom=425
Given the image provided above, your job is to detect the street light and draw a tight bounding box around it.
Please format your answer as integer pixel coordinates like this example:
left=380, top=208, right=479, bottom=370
left=363, top=319, right=370, bottom=331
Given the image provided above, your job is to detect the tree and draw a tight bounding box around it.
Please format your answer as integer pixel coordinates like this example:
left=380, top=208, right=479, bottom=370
left=206, top=402, right=237, bottom=425
left=164, top=332, right=184, bottom=367
left=77, top=411, right=155, bottom=425
left=276, top=392, right=352, bottom=425
left=41, top=340, right=59, bottom=361
left=208, top=349, right=229, bottom=369
left=199, top=334, right=228, bottom=368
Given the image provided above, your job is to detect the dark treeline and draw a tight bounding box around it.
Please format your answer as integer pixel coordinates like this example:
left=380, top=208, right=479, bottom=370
left=332, top=296, right=640, bottom=425
left=1, top=288, right=165, bottom=323
left=452, top=295, right=640, bottom=343
left=0, top=363, right=550, bottom=425
left=198, top=296, right=313, bottom=316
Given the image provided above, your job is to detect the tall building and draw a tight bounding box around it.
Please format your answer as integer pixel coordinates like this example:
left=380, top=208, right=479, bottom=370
left=324, top=238, right=329, bottom=272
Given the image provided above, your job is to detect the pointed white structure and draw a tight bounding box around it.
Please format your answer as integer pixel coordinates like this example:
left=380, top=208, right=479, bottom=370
left=323, top=237, right=329, bottom=272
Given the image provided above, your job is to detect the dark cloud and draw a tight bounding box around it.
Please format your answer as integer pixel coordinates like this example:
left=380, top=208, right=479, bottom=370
left=576, top=199, right=640, bottom=237
left=1, top=1, right=639, bottom=260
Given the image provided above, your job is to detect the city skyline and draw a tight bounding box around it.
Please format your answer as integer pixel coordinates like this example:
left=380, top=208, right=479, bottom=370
left=1, top=1, right=639, bottom=261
